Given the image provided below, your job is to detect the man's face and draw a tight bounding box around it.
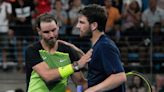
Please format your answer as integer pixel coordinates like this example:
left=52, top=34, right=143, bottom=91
left=149, top=0, right=157, bottom=10
left=38, top=21, right=59, bottom=46
left=76, top=15, right=92, bottom=38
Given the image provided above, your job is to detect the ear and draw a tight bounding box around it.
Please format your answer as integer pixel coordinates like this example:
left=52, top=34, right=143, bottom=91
left=90, top=22, right=98, bottom=31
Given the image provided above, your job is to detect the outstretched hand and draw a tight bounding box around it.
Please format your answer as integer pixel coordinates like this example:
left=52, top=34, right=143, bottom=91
left=77, top=49, right=92, bottom=69
left=57, top=40, right=92, bottom=68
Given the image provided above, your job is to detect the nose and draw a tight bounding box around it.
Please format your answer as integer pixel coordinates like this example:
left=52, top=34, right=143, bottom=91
left=76, top=22, right=80, bottom=28
left=75, top=23, right=81, bottom=32
left=49, top=31, right=54, bottom=37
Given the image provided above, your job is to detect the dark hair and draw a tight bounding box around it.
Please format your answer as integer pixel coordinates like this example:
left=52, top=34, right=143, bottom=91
left=35, top=13, right=57, bottom=29
left=79, top=4, right=107, bottom=32
left=54, top=0, right=63, bottom=9
left=129, top=1, right=140, bottom=13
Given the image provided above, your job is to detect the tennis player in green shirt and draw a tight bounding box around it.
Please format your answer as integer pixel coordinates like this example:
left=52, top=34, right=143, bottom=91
left=25, top=13, right=92, bottom=92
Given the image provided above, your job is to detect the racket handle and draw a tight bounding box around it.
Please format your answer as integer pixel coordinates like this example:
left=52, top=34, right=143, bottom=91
left=77, top=85, right=83, bottom=92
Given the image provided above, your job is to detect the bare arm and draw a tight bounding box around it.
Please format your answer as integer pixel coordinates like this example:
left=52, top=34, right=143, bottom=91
left=32, top=62, right=61, bottom=82
left=84, top=72, right=127, bottom=92
left=57, top=40, right=85, bottom=56
left=57, top=40, right=89, bottom=89
left=71, top=49, right=92, bottom=90
left=32, top=49, right=92, bottom=83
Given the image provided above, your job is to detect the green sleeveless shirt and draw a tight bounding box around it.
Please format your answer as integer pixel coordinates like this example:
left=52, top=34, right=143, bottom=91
left=28, top=50, right=71, bottom=92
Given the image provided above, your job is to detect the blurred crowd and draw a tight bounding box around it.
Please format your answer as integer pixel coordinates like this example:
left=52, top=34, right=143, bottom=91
left=0, top=0, right=163, bottom=72
left=0, top=0, right=163, bottom=71
left=0, top=0, right=164, bottom=92
left=126, top=74, right=164, bottom=92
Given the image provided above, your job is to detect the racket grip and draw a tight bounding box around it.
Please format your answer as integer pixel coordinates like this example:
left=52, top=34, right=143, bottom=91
left=77, top=85, right=83, bottom=92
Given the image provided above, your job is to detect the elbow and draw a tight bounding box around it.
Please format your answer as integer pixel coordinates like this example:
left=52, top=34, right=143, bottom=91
left=115, top=72, right=127, bottom=84
left=121, top=72, right=127, bottom=83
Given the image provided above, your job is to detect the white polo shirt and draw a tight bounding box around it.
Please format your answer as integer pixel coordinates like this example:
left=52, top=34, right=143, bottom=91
left=142, top=7, right=164, bottom=27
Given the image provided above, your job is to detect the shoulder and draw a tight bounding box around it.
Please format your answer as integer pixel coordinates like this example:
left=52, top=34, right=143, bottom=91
left=58, top=42, right=71, bottom=52
left=97, top=35, right=119, bottom=51
left=26, top=41, right=42, bottom=51
left=98, top=35, right=116, bottom=46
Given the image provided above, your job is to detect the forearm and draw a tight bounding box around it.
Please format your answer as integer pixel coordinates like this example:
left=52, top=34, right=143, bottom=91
left=33, top=62, right=61, bottom=82
left=57, top=40, right=84, bottom=56
left=33, top=60, right=87, bottom=82
left=33, top=62, right=75, bottom=82
left=43, top=69, right=61, bottom=82
left=33, top=49, right=92, bottom=83
left=69, top=44, right=84, bottom=57
left=86, top=72, right=126, bottom=92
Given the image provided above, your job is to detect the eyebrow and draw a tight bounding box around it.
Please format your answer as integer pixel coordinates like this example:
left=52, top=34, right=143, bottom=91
left=79, top=20, right=85, bottom=24
left=42, top=28, right=57, bottom=33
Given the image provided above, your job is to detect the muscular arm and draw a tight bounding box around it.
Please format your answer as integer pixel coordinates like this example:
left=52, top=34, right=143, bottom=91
left=32, top=49, right=92, bottom=83
left=85, top=72, right=127, bottom=92
left=32, top=62, right=61, bottom=82
left=57, top=40, right=84, bottom=57
left=58, top=40, right=89, bottom=89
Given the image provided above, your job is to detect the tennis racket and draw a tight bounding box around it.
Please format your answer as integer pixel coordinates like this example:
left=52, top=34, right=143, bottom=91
left=126, top=71, right=152, bottom=92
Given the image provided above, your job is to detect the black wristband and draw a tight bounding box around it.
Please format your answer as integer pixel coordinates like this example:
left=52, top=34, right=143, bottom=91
left=73, top=62, right=80, bottom=72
